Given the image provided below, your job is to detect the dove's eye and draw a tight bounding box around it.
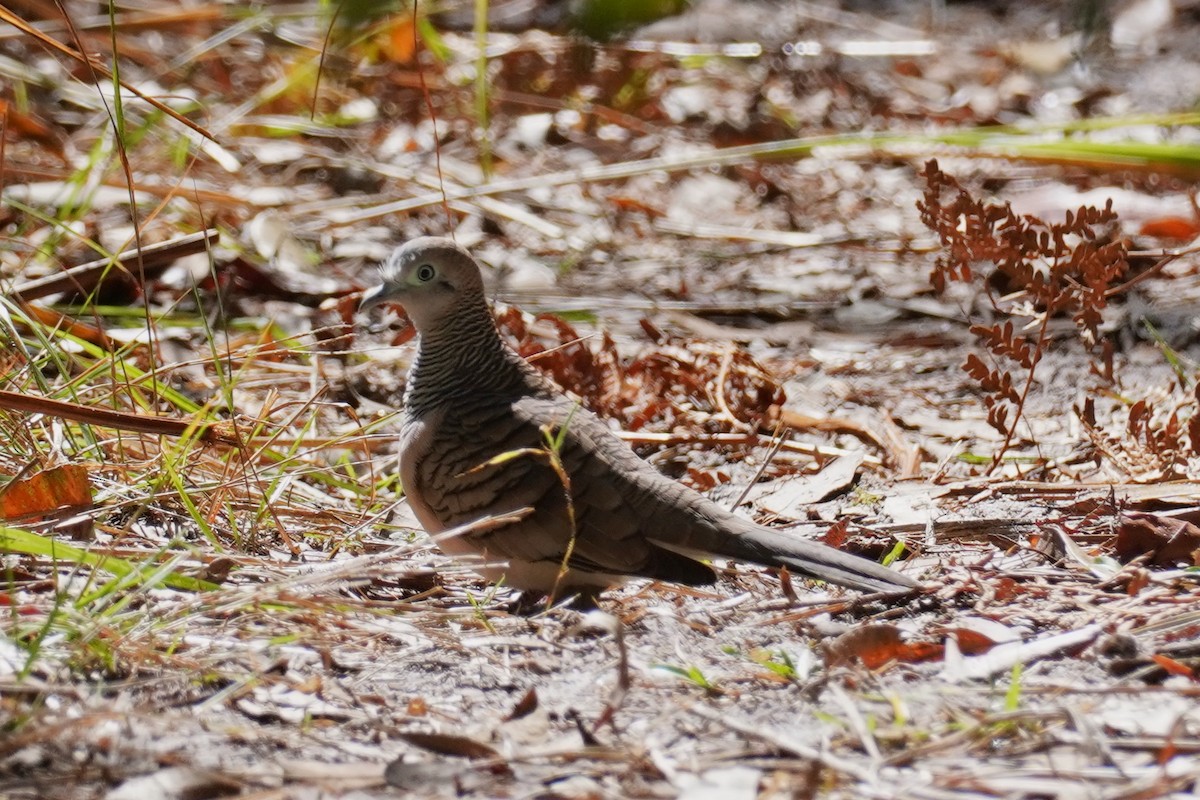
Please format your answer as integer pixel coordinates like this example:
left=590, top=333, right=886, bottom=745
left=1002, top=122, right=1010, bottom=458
left=416, top=264, right=436, bottom=282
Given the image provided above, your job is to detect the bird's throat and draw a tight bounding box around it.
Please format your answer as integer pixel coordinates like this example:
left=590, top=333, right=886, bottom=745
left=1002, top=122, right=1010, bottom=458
left=404, top=301, right=532, bottom=415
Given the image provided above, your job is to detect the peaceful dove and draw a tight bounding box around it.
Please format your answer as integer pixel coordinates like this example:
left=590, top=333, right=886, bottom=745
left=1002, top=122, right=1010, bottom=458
left=361, top=237, right=917, bottom=601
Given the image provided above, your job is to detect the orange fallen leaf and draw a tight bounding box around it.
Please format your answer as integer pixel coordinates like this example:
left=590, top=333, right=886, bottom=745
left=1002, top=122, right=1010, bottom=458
left=826, top=624, right=942, bottom=669
left=0, top=99, right=58, bottom=148
left=0, top=464, right=93, bottom=521
left=1139, top=216, right=1200, bottom=241
left=384, top=16, right=416, bottom=64
left=943, top=628, right=999, bottom=655
left=20, top=302, right=113, bottom=350
left=822, top=518, right=850, bottom=549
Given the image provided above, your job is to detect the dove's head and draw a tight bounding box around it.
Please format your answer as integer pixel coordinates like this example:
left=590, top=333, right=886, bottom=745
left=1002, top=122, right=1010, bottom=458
left=360, top=237, right=487, bottom=333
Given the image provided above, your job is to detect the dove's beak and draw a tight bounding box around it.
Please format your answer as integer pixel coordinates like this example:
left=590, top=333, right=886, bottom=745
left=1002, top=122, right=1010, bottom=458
left=359, top=283, right=388, bottom=312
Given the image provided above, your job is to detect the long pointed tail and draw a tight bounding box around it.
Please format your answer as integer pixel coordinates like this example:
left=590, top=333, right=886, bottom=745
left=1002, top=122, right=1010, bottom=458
left=708, top=519, right=918, bottom=593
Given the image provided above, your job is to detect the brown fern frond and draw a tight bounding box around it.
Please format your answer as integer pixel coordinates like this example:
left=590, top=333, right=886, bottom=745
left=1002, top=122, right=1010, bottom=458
left=919, top=159, right=1130, bottom=471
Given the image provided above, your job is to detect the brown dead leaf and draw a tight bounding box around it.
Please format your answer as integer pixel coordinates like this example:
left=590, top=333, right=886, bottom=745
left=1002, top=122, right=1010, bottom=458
left=825, top=624, right=943, bottom=669
left=1114, top=511, right=1200, bottom=566
left=397, top=731, right=499, bottom=760
left=504, top=687, right=538, bottom=722
left=945, top=628, right=998, bottom=655
left=685, top=468, right=720, bottom=492
left=197, top=556, right=236, bottom=584
left=937, top=617, right=1019, bottom=656
left=778, top=566, right=797, bottom=602
left=0, top=99, right=60, bottom=151
left=334, top=292, right=362, bottom=326
left=822, top=518, right=850, bottom=549
left=993, top=576, right=1020, bottom=602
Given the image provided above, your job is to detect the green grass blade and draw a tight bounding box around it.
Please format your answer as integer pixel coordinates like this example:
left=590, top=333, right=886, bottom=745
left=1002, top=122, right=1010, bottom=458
left=0, top=524, right=215, bottom=593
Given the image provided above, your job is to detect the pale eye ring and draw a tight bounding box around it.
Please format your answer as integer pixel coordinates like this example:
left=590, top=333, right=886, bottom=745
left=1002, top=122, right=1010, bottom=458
left=416, top=264, right=436, bottom=282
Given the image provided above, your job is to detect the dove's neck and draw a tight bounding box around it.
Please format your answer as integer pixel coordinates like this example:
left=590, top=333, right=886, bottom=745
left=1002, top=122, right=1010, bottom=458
left=405, top=295, right=535, bottom=416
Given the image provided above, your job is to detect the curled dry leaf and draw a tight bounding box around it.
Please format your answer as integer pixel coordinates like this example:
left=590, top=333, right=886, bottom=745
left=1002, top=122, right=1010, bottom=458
left=1114, top=511, right=1200, bottom=567
left=196, top=556, right=237, bottom=584
left=504, top=687, right=538, bottom=722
